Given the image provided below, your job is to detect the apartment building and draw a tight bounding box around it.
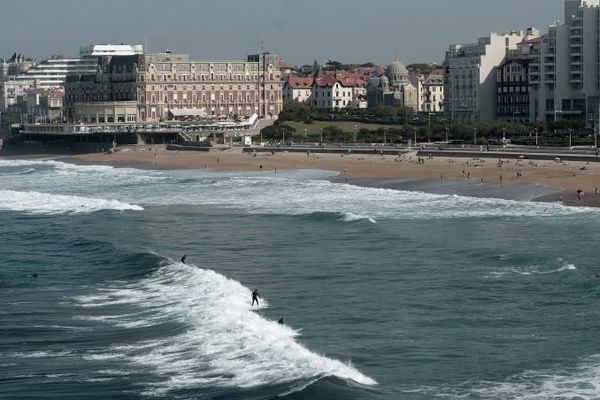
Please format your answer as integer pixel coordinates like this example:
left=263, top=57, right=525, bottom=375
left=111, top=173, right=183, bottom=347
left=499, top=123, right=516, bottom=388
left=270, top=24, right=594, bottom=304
left=422, top=69, right=444, bottom=112
left=529, top=0, right=600, bottom=123
left=444, top=29, right=540, bottom=122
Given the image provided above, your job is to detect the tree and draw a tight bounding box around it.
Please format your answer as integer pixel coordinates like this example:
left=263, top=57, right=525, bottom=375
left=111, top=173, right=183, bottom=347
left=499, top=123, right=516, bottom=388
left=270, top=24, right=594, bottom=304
left=260, top=124, right=296, bottom=140
left=278, top=101, right=312, bottom=122
left=325, top=60, right=343, bottom=70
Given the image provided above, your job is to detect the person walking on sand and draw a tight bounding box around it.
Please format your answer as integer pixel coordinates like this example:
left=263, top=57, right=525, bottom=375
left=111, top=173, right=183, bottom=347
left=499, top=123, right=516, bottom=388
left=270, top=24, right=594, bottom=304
left=595, top=187, right=599, bottom=200
left=251, top=289, right=260, bottom=306
left=577, top=190, right=584, bottom=203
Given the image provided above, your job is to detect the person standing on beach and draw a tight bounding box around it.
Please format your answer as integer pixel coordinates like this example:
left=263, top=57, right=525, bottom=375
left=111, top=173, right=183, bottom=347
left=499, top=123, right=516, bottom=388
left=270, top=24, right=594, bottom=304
left=577, top=190, right=584, bottom=203
left=251, top=289, right=260, bottom=306
left=595, top=187, right=599, bottom=200
left=499, top=174, right=503, bottom=187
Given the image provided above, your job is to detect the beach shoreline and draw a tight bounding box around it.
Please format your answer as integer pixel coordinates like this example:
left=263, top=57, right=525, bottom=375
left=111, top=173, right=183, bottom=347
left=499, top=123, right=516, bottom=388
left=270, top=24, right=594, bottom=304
left=5, top=146, right=600, bottom=207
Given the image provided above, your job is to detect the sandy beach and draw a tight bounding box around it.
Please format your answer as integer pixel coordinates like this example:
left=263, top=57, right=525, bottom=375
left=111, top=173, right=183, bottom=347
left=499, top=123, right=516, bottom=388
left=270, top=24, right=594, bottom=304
left=56, top=146, right=600, bottom=207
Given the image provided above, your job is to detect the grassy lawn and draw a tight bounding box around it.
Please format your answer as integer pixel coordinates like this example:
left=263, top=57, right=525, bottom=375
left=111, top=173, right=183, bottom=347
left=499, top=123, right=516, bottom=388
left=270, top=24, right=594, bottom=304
left=282, top=120, right=407, bottom=133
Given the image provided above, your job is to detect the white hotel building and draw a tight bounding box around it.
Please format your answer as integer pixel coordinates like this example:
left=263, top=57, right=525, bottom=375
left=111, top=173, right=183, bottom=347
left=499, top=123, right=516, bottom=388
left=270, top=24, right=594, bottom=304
left=444, top=29, right=539, bottom=122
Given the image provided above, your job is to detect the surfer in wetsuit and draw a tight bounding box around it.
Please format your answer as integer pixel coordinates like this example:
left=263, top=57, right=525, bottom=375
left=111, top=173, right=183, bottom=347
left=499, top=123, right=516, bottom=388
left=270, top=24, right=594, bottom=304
left=278, top=317, right=284, bottom=324
left=251, top=289, right=260, bottom=306
left=181, top=255, right=187, bottom=264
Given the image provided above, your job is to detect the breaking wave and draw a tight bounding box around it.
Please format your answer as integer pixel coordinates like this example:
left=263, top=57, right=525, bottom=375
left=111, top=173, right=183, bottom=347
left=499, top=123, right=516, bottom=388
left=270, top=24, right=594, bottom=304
left=74, top=258, right=375, bottom=396
left=0, top=190, right=143, bottom=214
left=1, top=158, right=597, bottom=220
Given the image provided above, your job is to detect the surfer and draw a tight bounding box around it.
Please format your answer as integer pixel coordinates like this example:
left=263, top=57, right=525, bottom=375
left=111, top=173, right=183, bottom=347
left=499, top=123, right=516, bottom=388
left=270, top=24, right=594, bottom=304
left=31, top=272, right=38, bottom=279
left=181, top=255, right=187, bottom=264
left=278, top=317, right=284, bottom=324
left=251, top=289, right=260, bottom=306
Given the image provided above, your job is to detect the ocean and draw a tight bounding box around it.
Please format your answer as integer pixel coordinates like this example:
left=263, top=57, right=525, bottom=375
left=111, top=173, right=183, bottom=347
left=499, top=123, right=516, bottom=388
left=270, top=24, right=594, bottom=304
left=1, top=158, right=600, bottom=400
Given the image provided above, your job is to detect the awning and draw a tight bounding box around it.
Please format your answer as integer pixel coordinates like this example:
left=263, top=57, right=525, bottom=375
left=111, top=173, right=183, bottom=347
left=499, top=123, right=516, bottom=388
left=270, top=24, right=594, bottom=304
left=168, top=108, right=208, bottom=117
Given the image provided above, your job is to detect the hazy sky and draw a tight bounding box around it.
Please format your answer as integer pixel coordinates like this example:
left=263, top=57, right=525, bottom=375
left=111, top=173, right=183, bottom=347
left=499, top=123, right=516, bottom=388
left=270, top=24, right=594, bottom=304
left=0, top=0, right=564, bottom=66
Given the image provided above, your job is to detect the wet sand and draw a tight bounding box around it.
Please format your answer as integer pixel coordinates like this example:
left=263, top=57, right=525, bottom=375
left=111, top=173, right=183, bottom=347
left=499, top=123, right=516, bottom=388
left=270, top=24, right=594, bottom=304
left=55, top=147, right=600, bottom=207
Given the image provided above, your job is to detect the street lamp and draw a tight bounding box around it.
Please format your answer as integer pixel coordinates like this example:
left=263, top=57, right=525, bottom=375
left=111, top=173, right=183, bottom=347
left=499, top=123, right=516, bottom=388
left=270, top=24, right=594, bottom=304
left=320, top=128, right=323, bottom=145
left=473, top=128, right=477, bottom=146
left=445, top=127, right=449, bottom=143
left=354, top=124, right=358, bottom=143
left=413, top=128, right=417, bottom=147
left=568, top=128, right=573, bottom=148
left=534, top=128, right=539, bottom=148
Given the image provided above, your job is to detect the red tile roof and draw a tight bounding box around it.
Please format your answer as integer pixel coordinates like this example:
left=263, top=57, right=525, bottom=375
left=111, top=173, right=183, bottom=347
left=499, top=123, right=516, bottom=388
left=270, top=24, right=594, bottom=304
left=286, top=76, right=314, bottom=88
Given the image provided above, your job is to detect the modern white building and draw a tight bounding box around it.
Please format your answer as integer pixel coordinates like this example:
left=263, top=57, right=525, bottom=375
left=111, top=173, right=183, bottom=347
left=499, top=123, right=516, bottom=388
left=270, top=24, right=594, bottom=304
left=529, top=0, right=600, bottom=124
left=79, top=44, right=144, bottom=58
left=14, top=44, right=144, bottom=90
left=444, top=29, right=540, bottom=122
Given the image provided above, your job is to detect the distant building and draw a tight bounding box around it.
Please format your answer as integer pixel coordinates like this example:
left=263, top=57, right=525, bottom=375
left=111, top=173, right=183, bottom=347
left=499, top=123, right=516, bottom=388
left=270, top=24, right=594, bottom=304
left=496, top=51, right=532, bottom=122
left=22, top=88, right=64, bottom=123
left=528, top=0, right=600, bottom=124
left=422, top=69, right=444, bottom=112
left=443, top=29, right=539, bottom=122
left=283, top=76, right=313, bottom=103
left=65, top=51, right=283, bottom=123
left=0, top=79, right=35, bottom=111
left=11, top=44, right=143, bottom=90
left=278, top=60, right=296, bottom=79
left=367, top=60, right=419, bottom=111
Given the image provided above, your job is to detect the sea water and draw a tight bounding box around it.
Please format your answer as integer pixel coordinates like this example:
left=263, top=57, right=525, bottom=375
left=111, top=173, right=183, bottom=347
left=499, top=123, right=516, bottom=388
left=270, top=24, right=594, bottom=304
left=1, top=159, right=600, bottom=399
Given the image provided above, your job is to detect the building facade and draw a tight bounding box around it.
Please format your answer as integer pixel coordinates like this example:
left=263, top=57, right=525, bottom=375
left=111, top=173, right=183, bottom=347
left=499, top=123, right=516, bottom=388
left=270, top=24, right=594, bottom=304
left=65, top=51, right=283, bottom=123
left=1, top=79, right=35, bottom=111
left=496, top=53, right=531, bottom=121
left=422, top=70, right=445, bottom=112
left=444, top=29, right=539, bottom=122
left=283, top=76, right=313, bottom=103
left=528, top=0, right=600, bottom=124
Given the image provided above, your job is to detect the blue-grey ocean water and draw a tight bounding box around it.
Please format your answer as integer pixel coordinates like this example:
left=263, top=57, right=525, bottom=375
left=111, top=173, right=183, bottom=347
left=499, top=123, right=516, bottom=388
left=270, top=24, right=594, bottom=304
left=1, top=159, right=600, bottom=400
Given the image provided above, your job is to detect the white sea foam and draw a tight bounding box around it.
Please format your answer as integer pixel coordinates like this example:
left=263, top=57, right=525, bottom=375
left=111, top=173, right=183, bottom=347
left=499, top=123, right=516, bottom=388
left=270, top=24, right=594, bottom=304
left=342, top=213, right=377, bottom=224
left=404, top=355, right=600, bottom=399
left=76, top=260, right=375, bottom=394
left=0, top=190, right=143, bottom=214
left=9, top=350, right=72, bottom=358
left=1, top=158, right=598, bottom=220
left=487, top=258, right=577, bottom=278
left=470, top=356, right=600, bottom=400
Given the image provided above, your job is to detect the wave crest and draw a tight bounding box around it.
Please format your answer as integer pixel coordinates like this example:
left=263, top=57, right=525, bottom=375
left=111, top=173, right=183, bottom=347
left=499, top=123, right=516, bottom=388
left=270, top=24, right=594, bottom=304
left=0, top=190, right=143, bottom=214
left=75, top=259, right=375, bottom=395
